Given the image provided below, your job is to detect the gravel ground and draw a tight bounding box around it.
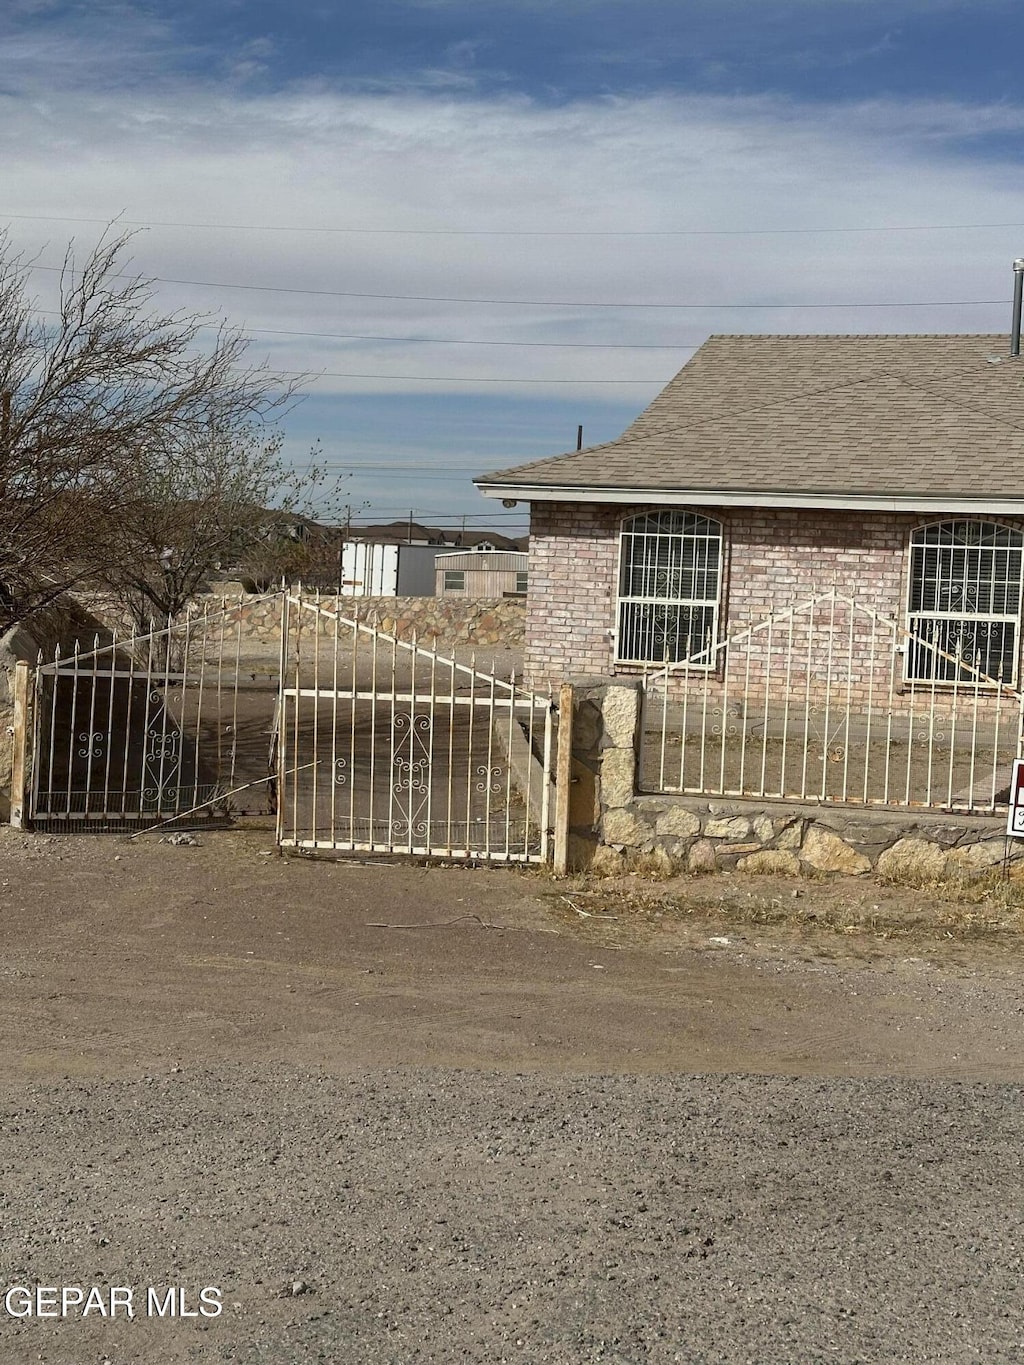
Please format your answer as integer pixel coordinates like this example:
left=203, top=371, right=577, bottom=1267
left=1, top=1066, right=1022, bottom=1364
left=3, top=830, right=1024, bottom=1363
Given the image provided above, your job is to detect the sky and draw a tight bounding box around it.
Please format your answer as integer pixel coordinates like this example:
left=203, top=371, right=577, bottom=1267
left=3, top=0, right=1024, bottom=536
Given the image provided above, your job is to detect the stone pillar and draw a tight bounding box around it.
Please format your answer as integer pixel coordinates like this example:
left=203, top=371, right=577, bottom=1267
left=556, top=679, right=643, bottom=872
left=596, top=683, right=649, bottom=852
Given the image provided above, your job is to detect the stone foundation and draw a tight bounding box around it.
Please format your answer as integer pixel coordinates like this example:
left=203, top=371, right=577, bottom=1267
left=566, top=679, right=1021, bottom=880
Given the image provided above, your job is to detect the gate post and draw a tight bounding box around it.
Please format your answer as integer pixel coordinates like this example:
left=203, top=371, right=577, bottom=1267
left=10, top=661, right=32, bottom=830
left=553, top=681, right=574, bottom=875
left=275, top=589, right=291, bottom=848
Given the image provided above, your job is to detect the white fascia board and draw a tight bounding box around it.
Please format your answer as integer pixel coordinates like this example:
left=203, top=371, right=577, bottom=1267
left=475, top=482, right=1024, bottom=514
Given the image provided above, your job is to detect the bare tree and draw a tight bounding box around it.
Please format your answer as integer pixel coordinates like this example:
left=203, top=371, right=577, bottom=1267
left=0, top=227, right=300, bottom=631
left=97, top=426, right=340, bottom=628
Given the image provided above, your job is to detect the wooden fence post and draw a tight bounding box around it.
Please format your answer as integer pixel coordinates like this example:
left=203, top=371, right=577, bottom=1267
left=9, top=661, right=32, bottom=830
left=553, top=681, right=574, bottom=875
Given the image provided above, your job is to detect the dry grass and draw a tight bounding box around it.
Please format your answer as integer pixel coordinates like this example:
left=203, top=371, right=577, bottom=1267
left=540, top=863, right=1024, bottom=949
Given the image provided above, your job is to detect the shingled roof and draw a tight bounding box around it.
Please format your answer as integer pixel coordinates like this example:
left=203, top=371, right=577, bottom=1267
left=475, top=334, right=1024, bottom=512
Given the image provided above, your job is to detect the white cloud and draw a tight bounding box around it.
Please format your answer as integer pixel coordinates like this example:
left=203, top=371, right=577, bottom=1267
left=2, top=74, right=1024, bottom=411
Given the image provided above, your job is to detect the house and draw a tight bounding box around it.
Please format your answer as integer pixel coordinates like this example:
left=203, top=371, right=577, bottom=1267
left=350, top=520, right=451, bottom=546
left=435, top=549, right=528, bottom=597
left=475, top=334, right=1024, bottom=816
left=476, top=334, right=1024, bottom=688
left=449, top=530, right=522, bottom=552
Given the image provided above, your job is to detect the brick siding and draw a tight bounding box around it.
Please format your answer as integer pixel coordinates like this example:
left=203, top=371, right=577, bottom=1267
left=526, top=503, right=1024, bottom=703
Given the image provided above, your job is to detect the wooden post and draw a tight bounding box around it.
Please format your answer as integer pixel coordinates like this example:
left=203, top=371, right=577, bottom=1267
left=9, top=661, right=32, bottom=830
left=553, top=681, right=574, bottom=875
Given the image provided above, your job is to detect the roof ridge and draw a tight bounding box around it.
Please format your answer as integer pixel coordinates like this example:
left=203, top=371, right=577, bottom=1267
left=704, top=332, right=1009, bottom=342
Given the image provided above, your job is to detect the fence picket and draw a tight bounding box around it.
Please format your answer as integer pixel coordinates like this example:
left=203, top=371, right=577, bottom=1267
left=276, top=593, right=553, bottom=862
left=640, top=592, right=1024, bottom=814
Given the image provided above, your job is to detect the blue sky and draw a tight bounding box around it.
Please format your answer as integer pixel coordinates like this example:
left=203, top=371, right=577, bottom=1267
left=3, top=0, right=1024, bottom=534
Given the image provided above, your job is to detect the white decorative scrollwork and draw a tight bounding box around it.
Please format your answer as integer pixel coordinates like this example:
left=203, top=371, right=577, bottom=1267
left=333, top=757, right=348, bottom=787
left=804, top=703, right=851, bottom=764
left=142, top=786, right=184, bottom=804
left=391, top=712, right=431, bottom=840
left=909, top=712, right=949, bottom=749
left=145, top=731, right=180, bottom=763
left=475, top=763, right=502, bottom=795
left=142, top=699, right=185, bottom=810
left=77, top=730, right=105, bottom=759
left=709, top=704, right=742, bottom=740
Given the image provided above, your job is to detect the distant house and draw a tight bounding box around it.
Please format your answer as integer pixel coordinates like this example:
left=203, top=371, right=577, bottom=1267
left=336, top=522, right=524, bottom=596
left=435, top=549, right=528, bottom=598
left=350, top=520, right=451, bottom=547
left=450, top=530, right=522, bottom=552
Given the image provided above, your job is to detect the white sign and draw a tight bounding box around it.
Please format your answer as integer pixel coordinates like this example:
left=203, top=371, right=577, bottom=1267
left=1007, top=759, right=1024, bottom=837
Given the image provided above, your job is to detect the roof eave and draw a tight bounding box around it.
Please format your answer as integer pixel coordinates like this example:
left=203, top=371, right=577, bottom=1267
left=474, top=482, right=1024, bottom=515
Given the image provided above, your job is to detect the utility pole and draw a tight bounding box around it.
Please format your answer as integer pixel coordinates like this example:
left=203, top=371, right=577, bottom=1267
left=337, top=503, right=355, bottom=595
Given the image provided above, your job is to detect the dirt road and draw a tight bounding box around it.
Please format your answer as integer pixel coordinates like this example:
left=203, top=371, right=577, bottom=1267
left=0, top=829, right=1022, bottom=1362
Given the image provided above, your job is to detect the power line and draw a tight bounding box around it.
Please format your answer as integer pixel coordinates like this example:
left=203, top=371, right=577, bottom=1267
left=344, top=471, right=516, bottom=481
left=21, top=261, right=1010, bottom=309
left=28, top=308, right=696, bottom=351
left=8, top=209, right=1024, bottom=238
left=289, top=370, right=667, bottom=384
left=230, top=324, right=696, bottom=350
left=328, top=463, right=531, bottom=471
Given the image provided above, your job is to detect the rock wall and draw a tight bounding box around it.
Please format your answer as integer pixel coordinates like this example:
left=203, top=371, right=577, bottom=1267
left=227, top=593, right=525, bottom=652
left=566, top=679, right=1020, bottom=880
left=76, top=592, right=526, bottom=657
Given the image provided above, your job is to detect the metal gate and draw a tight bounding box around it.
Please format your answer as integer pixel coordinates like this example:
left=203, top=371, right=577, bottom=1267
left=277, top=591, right=555, bottom=861
left=26, top=602, right=279, bottom=831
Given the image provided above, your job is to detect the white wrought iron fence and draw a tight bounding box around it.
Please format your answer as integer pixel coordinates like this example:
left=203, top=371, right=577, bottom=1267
left=277, top=591, right=555, bottom=861
left=29, top=599, right=278, bottom=830
left=640, top=592, right=1024, bottom=812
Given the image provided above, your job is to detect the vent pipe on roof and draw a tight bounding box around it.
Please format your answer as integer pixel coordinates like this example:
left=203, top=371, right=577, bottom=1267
left=1012, top=259, right=1024, bottom=357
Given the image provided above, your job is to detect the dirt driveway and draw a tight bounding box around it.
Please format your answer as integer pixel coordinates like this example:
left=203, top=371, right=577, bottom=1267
left=2, top=829, right=1024, bottom=1363
left=2, top=826, right=1023, bottom=1081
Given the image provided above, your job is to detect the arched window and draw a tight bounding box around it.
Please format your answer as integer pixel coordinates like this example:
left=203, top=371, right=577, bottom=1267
left=907, top=521, right=1024, bottom=684
left=616, top=510, right=723, bottom=664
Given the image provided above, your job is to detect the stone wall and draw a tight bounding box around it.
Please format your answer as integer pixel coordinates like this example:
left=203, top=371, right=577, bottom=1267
left=564, top=679, right=1021, bottom=880
left=76, top=592, right=525, bottom=657
left=224, top=593, right=524, bottom=655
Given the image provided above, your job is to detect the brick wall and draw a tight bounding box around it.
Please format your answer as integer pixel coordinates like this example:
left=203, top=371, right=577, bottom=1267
left=526, top=503, right=620, bottom=684
left=526, top=503, right=1024, bottom=700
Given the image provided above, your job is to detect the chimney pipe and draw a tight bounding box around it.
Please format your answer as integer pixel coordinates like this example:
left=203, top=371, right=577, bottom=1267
left=576, top=424, right=583, bottom=451
left=1012, top=259, right=1024, bottom=357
